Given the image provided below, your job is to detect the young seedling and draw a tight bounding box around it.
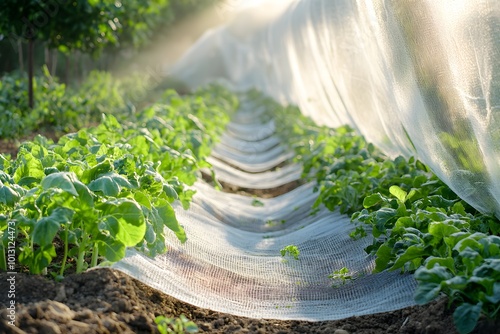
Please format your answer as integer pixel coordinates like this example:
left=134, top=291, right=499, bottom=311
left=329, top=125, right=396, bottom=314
left=280, top=245, right=300, bottom=260
left=329, top=267, right=353, bottom=287
left=251, top=198, right=264, bottom=207
left=155, top=314, right=198, bottom=334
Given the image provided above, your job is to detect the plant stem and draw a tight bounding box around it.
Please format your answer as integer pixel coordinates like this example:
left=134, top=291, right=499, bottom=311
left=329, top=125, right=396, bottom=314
left=28, top=38, right=34, bottom=109
left=59, top=226, right=69, bottom=277
left=76, top=230, right=87, bottom=273
left=76, top=247, right=85, bottom=273
left=0, top=245, right=6, bottom=272
left=91, top=242, right=98, bottom=268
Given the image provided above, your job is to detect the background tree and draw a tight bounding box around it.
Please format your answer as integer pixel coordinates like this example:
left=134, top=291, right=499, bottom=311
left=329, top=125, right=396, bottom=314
left=0, top=1, right=47, bottom=108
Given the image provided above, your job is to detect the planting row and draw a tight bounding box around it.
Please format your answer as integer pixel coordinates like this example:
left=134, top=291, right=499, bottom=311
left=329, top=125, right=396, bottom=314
left=0, top=84, right=238, bottom=279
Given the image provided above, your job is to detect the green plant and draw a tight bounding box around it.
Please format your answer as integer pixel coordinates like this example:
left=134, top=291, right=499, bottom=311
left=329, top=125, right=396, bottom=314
left=280, top=245, right=300, bottom=260
left=251, top=198, right=264, bottom=207
left=0, top=69, right=154, bottom=139
left=414, top=234, right=500, bottom=334
left=328, top=267, right=354, bottom=287
left=155, top=314, right=198, bottom=334
left=0, top=84, right=237, bottom=277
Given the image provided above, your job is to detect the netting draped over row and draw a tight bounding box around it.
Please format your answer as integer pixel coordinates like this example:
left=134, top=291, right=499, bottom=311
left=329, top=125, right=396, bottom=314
left=112, top=102, right=418, bottom=320
left=171, top=0, right=500, bottom=217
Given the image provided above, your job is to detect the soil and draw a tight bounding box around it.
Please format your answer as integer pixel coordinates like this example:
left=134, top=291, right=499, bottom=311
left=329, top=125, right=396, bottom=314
left=201, top=171, right=304, bottom=198
left=0, top=269, right=498, bottom=334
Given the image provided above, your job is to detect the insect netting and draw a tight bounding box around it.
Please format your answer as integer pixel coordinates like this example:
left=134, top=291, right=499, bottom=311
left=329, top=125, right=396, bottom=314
left=172, top=0, right=500, bottom=218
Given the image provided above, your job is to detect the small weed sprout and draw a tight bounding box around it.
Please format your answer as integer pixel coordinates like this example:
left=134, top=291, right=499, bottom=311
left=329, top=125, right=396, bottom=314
left=155, top=314, right=198, bottom=334
left=329, top=267, right=353, bottom=287
left=251, top=198, right=264, bottom=207
left=280, top=245, right=300, bottom=260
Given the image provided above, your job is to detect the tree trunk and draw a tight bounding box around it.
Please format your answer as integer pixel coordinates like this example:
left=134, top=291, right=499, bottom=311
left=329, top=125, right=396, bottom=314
left=73, top=51, right=79, bottom=83
left=28, top=39, right=34, bottom=109
left=17, top=40, right=24, bottom=72
left=65, top=55, right=70, bottom=85
left=44, top=45, right=51, bottom=74
left=51, top=50, right=58, bottom=77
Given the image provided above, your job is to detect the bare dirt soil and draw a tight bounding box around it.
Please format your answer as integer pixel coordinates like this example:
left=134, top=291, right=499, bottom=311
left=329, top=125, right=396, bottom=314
left=1, top=269, right=498, bottom=334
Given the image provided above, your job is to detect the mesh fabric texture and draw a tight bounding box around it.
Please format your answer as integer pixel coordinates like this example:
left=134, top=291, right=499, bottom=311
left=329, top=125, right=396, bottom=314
left=171, top=0, right=500, bottom=217
left=111, top=103, right=418, bottom=320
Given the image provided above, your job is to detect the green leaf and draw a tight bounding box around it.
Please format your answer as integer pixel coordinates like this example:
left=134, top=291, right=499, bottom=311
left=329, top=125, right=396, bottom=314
left=442, top=276, right=467, bottom=290
left=41, top=172, right=79, bottom=196
left=134, top=191, right=152, bottom=210
left=374, top=207, right=397, bottom=232
left=13, top=153, right=45, bottom=183
left=414, top=282, right=441, bottom=304
left=96, top=237, right=126, bottom=262
left=81, top=160, right=113, bottom=183
left=363, top=193, right=384, bottom=208
left=163, top=183, right=178, bottom=200
left=32, top=208, right=73, bottom=246
left=100, top=199, right=146, bottom=246
left=428, top=222, right=461, bottom=240
left=251, top=198, right=264, bottom=207
left=0, top=184, right=20, bottom=207
left=424, top=256, right=455, bottom=272
left=391, top=245, right=426, bottom=270
left=453, top=303, right=482, bottom=334
left=73, top=181, right=95, bottom=211
left=89, top=175, right=121, bottom=197
left=452, top=202, right=467, bottom=215
left=144, top=223, right=156, bottom=244
left=460, top=248, right=483, bottom=274
left=454, top=236, right=483, bottom=253
left=155, top=200, right=186, bottom=243
left=390, top=185, right=407, bottom=203
left=414, top=264, right=453, bottom=284
left=33, top=218, right=61, bottom=247
left=374, top=244, right=393, bottom=272
left=485, top=283, right=500, bottom=304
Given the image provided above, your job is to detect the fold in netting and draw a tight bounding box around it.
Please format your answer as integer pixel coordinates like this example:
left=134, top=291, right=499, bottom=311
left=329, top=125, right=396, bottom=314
left=108, top=103, right=418, bottom=321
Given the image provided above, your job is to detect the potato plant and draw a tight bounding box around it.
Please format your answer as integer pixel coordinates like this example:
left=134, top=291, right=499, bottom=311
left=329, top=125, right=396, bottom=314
left=0, top=85, right=237, bottom=278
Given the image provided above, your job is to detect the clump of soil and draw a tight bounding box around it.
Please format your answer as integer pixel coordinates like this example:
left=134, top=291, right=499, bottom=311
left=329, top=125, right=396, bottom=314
left=202, top=171, right=303, bottom=198
left=1, top=269, right=497, bottom=334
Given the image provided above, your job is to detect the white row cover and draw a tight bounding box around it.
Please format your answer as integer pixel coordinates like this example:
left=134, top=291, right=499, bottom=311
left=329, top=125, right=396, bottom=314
left=170, top=0, right=500, bottom=217
left=112, top=104, right=418, bottom=320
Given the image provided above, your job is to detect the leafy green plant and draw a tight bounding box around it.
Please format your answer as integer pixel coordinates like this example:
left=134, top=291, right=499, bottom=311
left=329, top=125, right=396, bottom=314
left=0, top=84, right=237, bottom=277
left=328, top=267, right=354, bottom=287
left=251, top=198, right=264, bottom=207
left=0, top=69, right=153, bottom=139
left=280, top=245, right=300, bottom=260
left=414, top=234, right=500, bottom=334
left=155, top=314, right=199, bottom=334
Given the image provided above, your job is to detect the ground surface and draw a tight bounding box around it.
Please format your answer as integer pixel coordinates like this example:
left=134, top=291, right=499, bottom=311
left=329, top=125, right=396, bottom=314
left=1, top=269, right=497, bottom=334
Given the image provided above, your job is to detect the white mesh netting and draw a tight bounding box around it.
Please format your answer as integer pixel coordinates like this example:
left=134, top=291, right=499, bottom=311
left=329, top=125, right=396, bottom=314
left=111, top=0, right=499, bottom=321
left=171, top=0, right=500, bottom=217
left=113, top=104, right=418, bottom=320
